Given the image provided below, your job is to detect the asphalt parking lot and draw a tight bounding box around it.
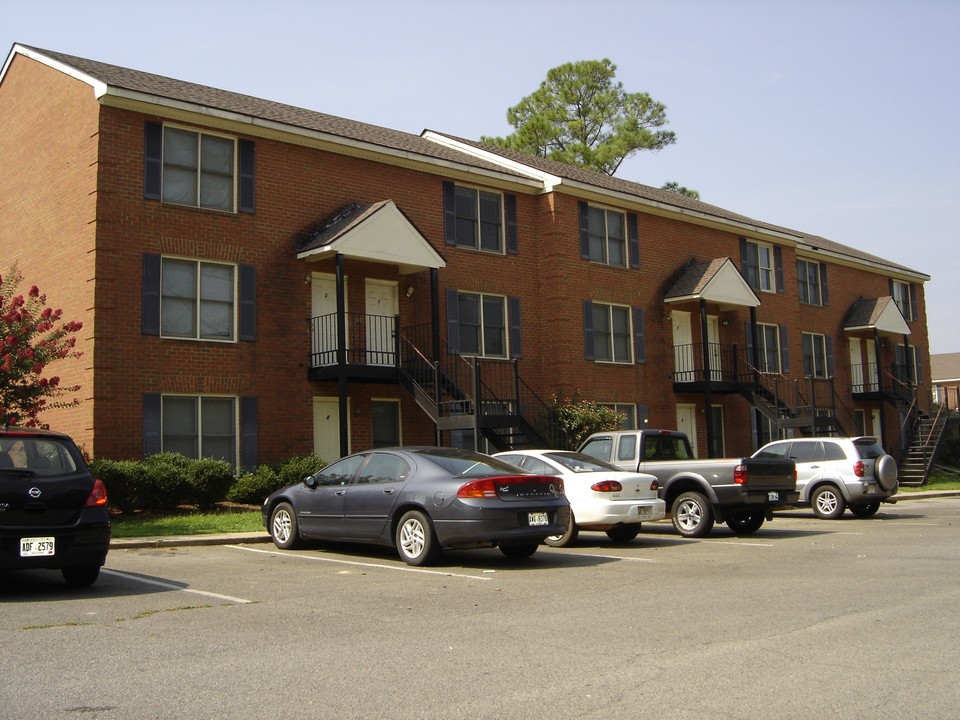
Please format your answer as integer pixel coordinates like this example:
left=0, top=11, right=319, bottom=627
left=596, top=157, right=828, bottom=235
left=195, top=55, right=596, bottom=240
left=2, top=496, right=959, bottom=720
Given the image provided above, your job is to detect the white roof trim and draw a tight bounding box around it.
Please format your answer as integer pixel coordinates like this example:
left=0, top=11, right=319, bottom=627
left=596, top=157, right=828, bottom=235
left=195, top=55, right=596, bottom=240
left=2, top=44, right=107, bottom=96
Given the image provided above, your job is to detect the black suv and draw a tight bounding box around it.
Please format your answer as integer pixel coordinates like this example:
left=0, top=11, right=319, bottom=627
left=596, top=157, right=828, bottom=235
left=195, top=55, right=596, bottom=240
left=0, top=426, right=111, bottom=586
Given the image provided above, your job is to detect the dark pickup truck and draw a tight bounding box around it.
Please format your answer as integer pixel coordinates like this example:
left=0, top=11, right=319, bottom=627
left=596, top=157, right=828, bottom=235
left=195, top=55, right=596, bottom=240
left=578, top=429, right=798, bottom=537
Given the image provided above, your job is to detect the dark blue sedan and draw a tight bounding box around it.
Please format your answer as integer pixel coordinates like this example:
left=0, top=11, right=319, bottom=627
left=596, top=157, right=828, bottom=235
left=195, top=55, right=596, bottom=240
left=262, top=447, right=570, bottom=565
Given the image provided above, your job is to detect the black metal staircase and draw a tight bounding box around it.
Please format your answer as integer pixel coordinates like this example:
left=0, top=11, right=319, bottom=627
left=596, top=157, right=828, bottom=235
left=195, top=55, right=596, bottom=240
left=897, top=404, right=948, bottom=486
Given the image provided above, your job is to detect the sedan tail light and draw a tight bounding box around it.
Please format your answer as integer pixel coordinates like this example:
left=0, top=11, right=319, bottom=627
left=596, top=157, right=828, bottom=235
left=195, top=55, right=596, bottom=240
left=853, top=461, right=865, bottom=478
left=84, top=478, right=108, bottom=507
left=591, top=480, right=623, bottom=493
left=456, top=475, right=564, bottom=499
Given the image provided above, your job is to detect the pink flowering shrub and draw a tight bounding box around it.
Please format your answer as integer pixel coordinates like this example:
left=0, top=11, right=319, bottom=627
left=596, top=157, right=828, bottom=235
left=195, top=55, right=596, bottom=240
left=0, top=267, right=83, bottom=427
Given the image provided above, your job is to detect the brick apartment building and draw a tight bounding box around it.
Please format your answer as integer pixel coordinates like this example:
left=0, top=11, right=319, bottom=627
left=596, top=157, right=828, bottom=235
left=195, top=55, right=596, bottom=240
left=0, top=44, right=933, bottom=469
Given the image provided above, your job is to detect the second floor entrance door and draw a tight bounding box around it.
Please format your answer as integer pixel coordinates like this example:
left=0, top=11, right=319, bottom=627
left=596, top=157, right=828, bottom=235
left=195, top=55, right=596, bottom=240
left=365, top=280, right=398, bottom=366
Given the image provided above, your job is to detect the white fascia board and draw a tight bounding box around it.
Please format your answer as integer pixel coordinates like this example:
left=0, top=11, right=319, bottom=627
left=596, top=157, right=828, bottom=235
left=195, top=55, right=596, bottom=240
left=795, top=243, right=929, bottom=283
left=98, top=88, right=543, bottom=191
left=421, top=131, right=564, bottom=191
left=2, top=45, right=108, bottom=96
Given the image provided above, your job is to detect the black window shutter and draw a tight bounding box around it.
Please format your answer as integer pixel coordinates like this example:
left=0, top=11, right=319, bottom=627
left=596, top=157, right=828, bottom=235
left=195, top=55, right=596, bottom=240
left=144, top=122, right=162, bottom=200
left=628, top=213, right=639, bottom=269
left=888, top=278, right=895, bottom=298
left=505, top=194, right=518, bottom=254
left=633, top=306, right=645, bottom=363
left=796, top=261, right=807, bottom=304
left=240, top=396, right=258, bottom=472
left=239, top=264, right=256, bottom=341
left=238, top=139, right=255, bottom=213
left=915, top=351, right=923, bottom=383
left=820, top=263, right=829, bottom=306
left=774, top=246, right=785, bottom=293
left=779, top=325, right=790, bottom=372
left=637, top=404, right=649, bottom=429
left=744, top=320, right=755, bottom=367
left=826, top=336, right=835, bottom=377
left=442, top=182, right=457, bottom=245
left=142, top=254, right=161, bottom=336
left=583, top=301, right=595, bottom=359
left=579, top=201, right=590, bottom=259
left=508, top=296, right=522, bottom=358
left=909, top=284, right=917, bottom=321
left=740, top=238, right=758, bottom=289
left=445, top=288, right=460, bottom=352
left=143, top=393, right=162, bottom=457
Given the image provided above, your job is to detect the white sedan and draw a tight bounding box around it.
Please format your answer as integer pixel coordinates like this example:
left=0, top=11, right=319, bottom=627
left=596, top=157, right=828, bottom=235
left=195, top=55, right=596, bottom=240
left=494, top=450, right=666, bottom=546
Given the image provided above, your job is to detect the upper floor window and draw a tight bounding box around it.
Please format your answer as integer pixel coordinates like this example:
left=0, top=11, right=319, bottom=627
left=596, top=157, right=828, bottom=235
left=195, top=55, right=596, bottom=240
left=587, top=302, right=633, bottom=363
left=446, top=290, right=520, bottom=359
left=801, top=332, right=829, bottom=378
left=755, top=323, right=783, bottom=374
left=741, top=239, right=782, bottom=293
left=161, top=258, right=236, bottom=341
left=797, top=259, right=829, bottom=306
left=144, top=122, right=255, bottom=213
left=586, top=205, right=626, bottom=266
left=891, top=280, right=916, bottom=321
left=443, top=182, right=517, bottom=254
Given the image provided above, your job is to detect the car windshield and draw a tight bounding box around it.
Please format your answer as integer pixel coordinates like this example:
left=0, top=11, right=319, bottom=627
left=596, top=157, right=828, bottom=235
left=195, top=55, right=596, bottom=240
left=853, top=438, right=885, bottom=459
left=416, top=448, right=528, bottom=477
left=543, top=452, right=620, bottom=473
left=0, top=436, right=79, bottom=475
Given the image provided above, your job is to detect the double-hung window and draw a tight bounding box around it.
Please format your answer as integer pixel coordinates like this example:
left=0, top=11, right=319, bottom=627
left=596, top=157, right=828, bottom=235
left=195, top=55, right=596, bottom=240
left=797, top=259, right=828, bottom=306
left=756, top=323, right=782, bottom=373
left=161, top=258, right=236, bottom=341
left=891, top=280, right=915, bottom=321
left=741, top=239, right=781, bottom=293
left=455, top=292, right=507, bottom=358
left=585, top=206, right=627, bottom=267
left=163, top=127, right=236, bottom=211
left=161, top=395, right=237, bottom=466
left=591, top=303, right=632, bottom=363
left=452, top=186, right=503, bottom=252
left=802, top=332, right=829, bottom=378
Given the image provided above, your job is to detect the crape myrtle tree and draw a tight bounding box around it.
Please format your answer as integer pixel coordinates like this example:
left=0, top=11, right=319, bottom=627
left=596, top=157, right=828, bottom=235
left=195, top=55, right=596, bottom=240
left=0, top=267, right=83, bottom=427
left=482, top=58, right=677, bottom=176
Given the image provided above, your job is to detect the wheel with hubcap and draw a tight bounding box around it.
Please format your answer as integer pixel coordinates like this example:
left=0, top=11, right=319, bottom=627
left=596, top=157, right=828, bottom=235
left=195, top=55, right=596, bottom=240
left=62, top=565, right=100, bottom=587
left=725, top=509, right=765, bottom=535
left=544, top=511, right=579, bottom=547
left=270, top=502, right=302, bottom=550
left=811, top=484, right=846, bottom=519
left=605, top=524, right=641, bottom=543
left=849, top=500, right=881, bottom=518
left=499, top=543, right=539, bottom=560
left=396, top=510, right=439, bottom=566
left=671, top=491, right=714, bottom=538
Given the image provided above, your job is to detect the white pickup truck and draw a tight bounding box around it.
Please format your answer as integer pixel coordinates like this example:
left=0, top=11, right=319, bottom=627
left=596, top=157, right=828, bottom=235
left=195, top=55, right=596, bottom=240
left=579, top=429, right=798, bottom=537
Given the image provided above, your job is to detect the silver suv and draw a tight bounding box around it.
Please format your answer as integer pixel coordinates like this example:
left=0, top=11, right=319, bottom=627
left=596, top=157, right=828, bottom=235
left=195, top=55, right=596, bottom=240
left=752, top=437, right=898, bottom=519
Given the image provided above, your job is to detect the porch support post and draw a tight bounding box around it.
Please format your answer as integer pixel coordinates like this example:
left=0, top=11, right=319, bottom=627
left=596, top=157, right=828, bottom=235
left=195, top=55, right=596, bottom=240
left=700, top=299, right=715, bottom=457
left=336, top=253, right=349, bottom=458
left=430, top=268, right=440, bottom=364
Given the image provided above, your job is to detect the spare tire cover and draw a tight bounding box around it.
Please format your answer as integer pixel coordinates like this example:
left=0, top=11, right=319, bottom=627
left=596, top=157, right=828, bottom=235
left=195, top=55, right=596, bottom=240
left=876, top=454, right=898, bottom=491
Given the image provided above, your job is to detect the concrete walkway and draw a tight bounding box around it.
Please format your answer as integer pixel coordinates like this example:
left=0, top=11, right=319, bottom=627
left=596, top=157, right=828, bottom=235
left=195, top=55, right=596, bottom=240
left=109, top=490, right=960, bottom=550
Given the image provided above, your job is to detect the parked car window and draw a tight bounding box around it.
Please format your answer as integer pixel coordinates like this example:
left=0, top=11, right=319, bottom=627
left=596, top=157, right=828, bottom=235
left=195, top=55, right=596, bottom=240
left=516, top=456, right=558, bottom=476
left=616, top=435, right=636, bottom=462
left=853, top=438, right=885, bottom=459
left=355, top=453, right=409, bottom=484
left=545, top=452, right=620, bottom=473
left=415, top=447, right=523, bottom=477
left=0, top=437, right=79, bottom=474
left=755, top=442, right=789, bottom=459
left=789, top=441, right=822, bottom=463
left=822, top=442, right=847, bottom=461
left=313, top=456, right=365, bottom=486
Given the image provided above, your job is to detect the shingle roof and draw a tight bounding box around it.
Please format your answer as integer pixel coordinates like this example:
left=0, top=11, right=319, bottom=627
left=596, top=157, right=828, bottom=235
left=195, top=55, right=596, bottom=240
left=664, top=258, right=730, bottom=298
left=931, top=352, right=960, bottom=383
left=297, top=202, right=387, bottom=254
left=16, top=45, right=528, bottom=180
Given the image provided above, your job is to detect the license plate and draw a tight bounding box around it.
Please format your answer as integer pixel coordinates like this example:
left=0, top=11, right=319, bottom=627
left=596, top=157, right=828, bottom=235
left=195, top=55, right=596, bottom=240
left=637, top=506, right=652, bottom=517
left=528, top=512, right=549, bottom=527
left=768, top=492, right=780, bottom=502
left=20, top=537, right=55, bottom=557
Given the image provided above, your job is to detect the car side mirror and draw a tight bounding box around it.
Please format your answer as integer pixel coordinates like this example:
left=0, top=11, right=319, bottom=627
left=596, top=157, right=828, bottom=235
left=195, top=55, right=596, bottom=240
left=303, top=475, right=317, bottom=488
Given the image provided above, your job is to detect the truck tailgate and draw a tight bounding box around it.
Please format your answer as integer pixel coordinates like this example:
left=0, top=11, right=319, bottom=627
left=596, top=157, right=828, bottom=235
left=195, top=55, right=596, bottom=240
left=742, top=457, right=796, bottom=490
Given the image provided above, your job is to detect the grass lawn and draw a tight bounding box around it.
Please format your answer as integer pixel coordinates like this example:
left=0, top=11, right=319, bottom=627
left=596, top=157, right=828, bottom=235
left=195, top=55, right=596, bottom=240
left=110, top=508, right=263, bottom=538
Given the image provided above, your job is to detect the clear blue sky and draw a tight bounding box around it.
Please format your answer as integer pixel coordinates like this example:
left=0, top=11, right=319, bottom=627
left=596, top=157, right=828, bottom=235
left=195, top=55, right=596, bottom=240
left=3, top=0, right=958, bottom=354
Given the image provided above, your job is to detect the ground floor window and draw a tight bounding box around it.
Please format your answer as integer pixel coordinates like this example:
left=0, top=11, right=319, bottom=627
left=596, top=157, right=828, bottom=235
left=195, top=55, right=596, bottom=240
left=162, top=395, right=236, bottom=465
left=599, top=403, right=638, bottom=429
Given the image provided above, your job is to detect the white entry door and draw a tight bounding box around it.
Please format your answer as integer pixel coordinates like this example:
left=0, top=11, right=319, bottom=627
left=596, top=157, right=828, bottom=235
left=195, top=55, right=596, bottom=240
left=676, top=404, right=698, bottom=458
left=865, top=340, right=878, bottom=391
left=313, top=397, right=345, bottom=462
left=707, top=315, right=722, bottom=380
left=311, top=273, right=346, bottom=366
left=365, top=280, right=398, bottom=366
left=849, top=338, right=863, bottom=391
left=672, top=311, right=694, bottom=381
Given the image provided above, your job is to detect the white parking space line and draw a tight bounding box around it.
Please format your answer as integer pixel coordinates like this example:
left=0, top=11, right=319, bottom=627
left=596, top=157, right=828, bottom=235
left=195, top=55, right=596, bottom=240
left=547, top=552, right=658, bottom=562
left=229, top=545, right=492, bottom=581
left=706, top=541, right=773, bottom=547
left=101, top=568, right=253, bottom=604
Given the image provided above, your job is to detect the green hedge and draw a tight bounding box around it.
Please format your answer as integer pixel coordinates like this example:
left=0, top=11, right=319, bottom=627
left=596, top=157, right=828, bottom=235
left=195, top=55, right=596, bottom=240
left=90, top=453, right=327, bottom=514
